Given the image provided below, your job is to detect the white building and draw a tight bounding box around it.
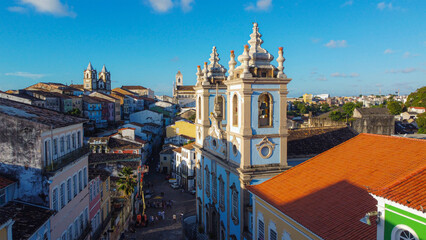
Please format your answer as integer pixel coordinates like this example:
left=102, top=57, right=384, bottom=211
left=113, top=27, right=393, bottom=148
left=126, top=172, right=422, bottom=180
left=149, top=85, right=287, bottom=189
left=173, top=143, right=196, bottom=191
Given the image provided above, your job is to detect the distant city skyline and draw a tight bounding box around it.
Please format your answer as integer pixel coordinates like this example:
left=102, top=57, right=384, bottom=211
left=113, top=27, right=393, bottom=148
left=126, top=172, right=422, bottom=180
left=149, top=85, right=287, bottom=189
left=0, top=0, right=425, bottom=97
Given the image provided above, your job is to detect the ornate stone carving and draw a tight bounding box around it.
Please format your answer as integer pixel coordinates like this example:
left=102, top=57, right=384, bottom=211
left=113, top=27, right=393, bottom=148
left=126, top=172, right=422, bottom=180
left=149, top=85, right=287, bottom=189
left=256, top=137, right=276, bottom=159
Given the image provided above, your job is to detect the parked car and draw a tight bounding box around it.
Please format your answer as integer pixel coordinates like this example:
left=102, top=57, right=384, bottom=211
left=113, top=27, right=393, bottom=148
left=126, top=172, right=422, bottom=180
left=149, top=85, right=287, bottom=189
left=171, top=183, right=180, bottom=189
left=168, top=178, right=177, bottom=184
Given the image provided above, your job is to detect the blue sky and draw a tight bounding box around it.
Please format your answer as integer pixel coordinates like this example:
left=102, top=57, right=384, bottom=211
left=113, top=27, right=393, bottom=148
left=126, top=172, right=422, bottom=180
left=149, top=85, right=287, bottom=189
left=0, top=0, right=425, bottom=97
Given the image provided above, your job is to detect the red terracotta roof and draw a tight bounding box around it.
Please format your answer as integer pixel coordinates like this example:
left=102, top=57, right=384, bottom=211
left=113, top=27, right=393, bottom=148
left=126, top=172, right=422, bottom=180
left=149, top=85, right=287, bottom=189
left=173, top=147, right=182, bottom=153
left=0, top=176, right=15, bottom=189
left=370, top=166, right=426, bottom=211
left=247, top=134, right=426, bottom=240
left=182, top=142, right=195, bottom=150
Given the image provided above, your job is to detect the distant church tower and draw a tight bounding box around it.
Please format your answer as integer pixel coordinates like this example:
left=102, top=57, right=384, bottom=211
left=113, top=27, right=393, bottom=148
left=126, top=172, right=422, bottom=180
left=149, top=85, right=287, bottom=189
left=98, top=65, right=111, bottom=93
left=176, top=70, right=183, bottom=86
left=83, top=62, right=97, bottom=92
left=194, top=23, right=292, bottom=240
left=83, top=62, right=111, bottom=94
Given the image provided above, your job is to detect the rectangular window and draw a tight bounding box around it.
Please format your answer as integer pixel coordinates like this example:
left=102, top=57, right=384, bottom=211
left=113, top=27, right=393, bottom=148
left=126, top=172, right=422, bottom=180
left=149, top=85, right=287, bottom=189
left=106, top=178, right=109, bottom=191
left=77, top=131, right=81, bottom=147
left=232, top=190, right=238, bottom=220
left=52, top=188, right=58, bottom=211
left=206, top=169, right=210, bottom=196
left=258, top=220, right=264, bottom=240
left=44, top=140, right=51, bottom=165
left=270, top=229, right=277, bottom=240
left=67, top=178, right=72, bottom=203
left=219, top=180, right=225, bottom=208
left=67, top=135, right=71, bottom=151
left=74, top=219, right=78, bottom=238
left=83, top=167, right=87, bottom=187
left=60, top=183, right=65, bottom=209
left=84, top=208, right=89, bottom=228
left=53, top=138, right=58, bottom=156
left=212, top=173, right=217, bottom=202
left=68, top=225, right=73, bottom=240
left=0, top=188, right=6, bottom=206
left=73, top=174, right=77, bottom=197
left=79, top=214, right=84, bottom=232
left=60, top=136, right=65, bottom=153
left=78, top=170, right=83, bottom=192
left=72, top=133, right=76, bottom=149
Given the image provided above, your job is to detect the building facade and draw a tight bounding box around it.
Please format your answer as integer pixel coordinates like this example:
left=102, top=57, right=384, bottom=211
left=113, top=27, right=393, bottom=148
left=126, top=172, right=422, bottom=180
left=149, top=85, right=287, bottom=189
left=195, top=23, right=291, bottom=240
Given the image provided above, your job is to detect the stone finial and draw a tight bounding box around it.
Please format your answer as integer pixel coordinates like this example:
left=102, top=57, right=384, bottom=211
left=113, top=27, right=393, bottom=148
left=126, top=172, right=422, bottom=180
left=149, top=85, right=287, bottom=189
left=196, top=65, right=202, bottom=83
left=228, top=50, right=237, bottom=80
left=247, top=22, right=274, bottom=66
left=202, top=62, right=210, bottom=85
left=238, top=45, right=252, bottom=78
left=277, top=47, right=286, bottom=78
left=208, top=46, right=227, bottom=78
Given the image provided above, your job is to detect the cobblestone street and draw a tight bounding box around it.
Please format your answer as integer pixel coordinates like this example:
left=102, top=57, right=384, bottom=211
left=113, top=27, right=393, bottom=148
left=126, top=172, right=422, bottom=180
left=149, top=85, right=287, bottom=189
left=127, top=158, right=196, bottom=240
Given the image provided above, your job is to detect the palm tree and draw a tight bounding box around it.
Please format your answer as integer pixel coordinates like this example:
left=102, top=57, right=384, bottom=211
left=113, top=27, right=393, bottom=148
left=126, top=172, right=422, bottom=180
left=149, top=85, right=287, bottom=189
left=117, top=167, right=137, bottom=199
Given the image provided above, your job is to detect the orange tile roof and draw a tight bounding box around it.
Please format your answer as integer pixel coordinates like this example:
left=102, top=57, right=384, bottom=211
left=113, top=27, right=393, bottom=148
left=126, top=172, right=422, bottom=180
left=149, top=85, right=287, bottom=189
left=182, top=142, right=195, bottom=150
left=370, top=166, right=426, bottom=211
left=173, top=147, right=182, bottom=153
left=247, top=134, right=426, bottom=240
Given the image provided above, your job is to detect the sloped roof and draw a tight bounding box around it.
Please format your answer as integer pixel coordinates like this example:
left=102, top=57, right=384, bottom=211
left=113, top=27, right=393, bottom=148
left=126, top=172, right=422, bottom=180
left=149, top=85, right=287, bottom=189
left=0, top=98, right=87, bottom=128
left=176, top=85, right=195, bottom=91
left=182, top=142, right=195, bottom=150
left=108, top=138, right=141, bottom=150
left=88, top=153, right=141, bottom=164
left=370, top=166, right=426, bottom=212
left=173, top=147, right=182, bottom=153
left=0, top=201, right=54, bottom=240
left=122, top=85, right=147, bottom=90
left=247, top=134, right=426, bottom=240
left=355, top=107, right=391, bottom=116
left=287, top=126, right=357, bottom=157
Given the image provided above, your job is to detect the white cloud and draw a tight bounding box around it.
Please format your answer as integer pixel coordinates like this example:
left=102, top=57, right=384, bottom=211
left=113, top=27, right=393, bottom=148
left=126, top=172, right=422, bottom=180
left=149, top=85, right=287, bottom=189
left=317, top=76, right=327, bottom=81
left=330, top=72, right=359, bottom=78
left=180, top=0, right=194, bottom=12
left=147, top=0, right=194, bottom=13
left=5, top=72, right=46, bottom=79
left=7, top=6, right=27, bottom=13
left=341, top=0, right=353, bottom=7
left=18, top=0, right=76, bottom=17
left=403, top=51, right=419, bottom=58
left=324, top=40, right=347, bottom=48
left=384, top=49, right=394, bottom=54
left=386, top=68, right=416, bottom=74
left=245, top=0, right=272, bottom=11
left=377, top=2, right=400, bottom=11
left=148, top=0, right=174, bottom=12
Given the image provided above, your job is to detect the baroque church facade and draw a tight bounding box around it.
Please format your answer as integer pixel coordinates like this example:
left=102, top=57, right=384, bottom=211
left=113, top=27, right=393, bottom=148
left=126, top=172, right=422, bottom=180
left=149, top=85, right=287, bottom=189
left=195, top=23, right=292, bottom=240
left=83, top=62, right=111, bottom=94
left=173, top=70, right=196, bottom=106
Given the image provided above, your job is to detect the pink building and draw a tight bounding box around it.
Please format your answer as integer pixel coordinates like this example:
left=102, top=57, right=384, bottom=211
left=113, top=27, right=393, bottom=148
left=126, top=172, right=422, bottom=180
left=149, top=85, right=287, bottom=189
left=0, top=98, right=91, bottom=240
left=89, top=175, right=102, bottom=237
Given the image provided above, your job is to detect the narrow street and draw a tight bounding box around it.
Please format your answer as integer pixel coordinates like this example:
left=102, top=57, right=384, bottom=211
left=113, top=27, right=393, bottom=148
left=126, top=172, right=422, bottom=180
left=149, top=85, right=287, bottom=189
left=128, top=154, right=196, bottom=240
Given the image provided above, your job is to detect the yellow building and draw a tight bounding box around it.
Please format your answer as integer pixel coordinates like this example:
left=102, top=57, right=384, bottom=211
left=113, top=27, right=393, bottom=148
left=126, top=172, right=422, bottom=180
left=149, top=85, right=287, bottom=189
left=166, top=120, right=196, bottom=138
left=303, top=93, right=313, bottom=103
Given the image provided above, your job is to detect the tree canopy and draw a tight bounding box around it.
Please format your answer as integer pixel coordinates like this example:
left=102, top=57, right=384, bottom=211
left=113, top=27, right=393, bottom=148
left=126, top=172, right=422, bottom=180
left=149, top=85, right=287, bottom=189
left=117, top=167, right=137, bottom=198
left=387, top=101, right=404, bottom=115
left=405, top=86, right=426, bottom=108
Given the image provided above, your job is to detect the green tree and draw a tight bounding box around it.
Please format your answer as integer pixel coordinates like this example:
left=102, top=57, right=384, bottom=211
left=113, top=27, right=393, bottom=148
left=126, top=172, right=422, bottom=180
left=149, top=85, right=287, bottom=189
left=68, top=108, right=81, bottom=116
left=117, top=167, right=137, bottom=198
left=188, top=113, right=196, bottom=122
left=321, top=103, right=330, bottom=112
left=417, top=113, right=426, bottom=134
left=406, top=86, right=426, bottom=108
left=330, top=111, right=344, bottom=121
left=387, top=101, right=403, bottom=115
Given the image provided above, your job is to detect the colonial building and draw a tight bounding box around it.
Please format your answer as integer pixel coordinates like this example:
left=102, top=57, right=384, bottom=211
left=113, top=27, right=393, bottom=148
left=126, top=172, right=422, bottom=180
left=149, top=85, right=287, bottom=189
left=247, top=134, right=426, bottom=240
left=195, top=23, right=291, bottom=240
left=174, top=142, right=196, bottom=191
left=173, top=70, right=196, bottom=106
left=351, top=107, right=395, bottom=135
left=0, top=98, right=90, bottom=240
left=83, top=63, right=111, bottom=94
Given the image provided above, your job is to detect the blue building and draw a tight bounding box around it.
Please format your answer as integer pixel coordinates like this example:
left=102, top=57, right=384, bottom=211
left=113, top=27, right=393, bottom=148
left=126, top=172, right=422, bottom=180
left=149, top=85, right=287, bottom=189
left=195, top=23, right=292, bottom=240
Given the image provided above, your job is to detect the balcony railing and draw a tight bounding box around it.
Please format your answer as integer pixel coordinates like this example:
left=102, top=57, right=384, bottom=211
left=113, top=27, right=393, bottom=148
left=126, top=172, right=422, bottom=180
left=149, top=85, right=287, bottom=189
left=45, top=146, right=90, bottom=173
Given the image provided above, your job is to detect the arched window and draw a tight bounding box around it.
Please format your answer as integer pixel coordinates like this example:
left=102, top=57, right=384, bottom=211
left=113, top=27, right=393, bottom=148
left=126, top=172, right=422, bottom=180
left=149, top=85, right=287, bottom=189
left=198, top=97, right=202, bottom=120
left=259, top=93, right=273, bottom=127
left=232, top=94, right=238, bottom=127
left=215, top=95, right=225, bottom=120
